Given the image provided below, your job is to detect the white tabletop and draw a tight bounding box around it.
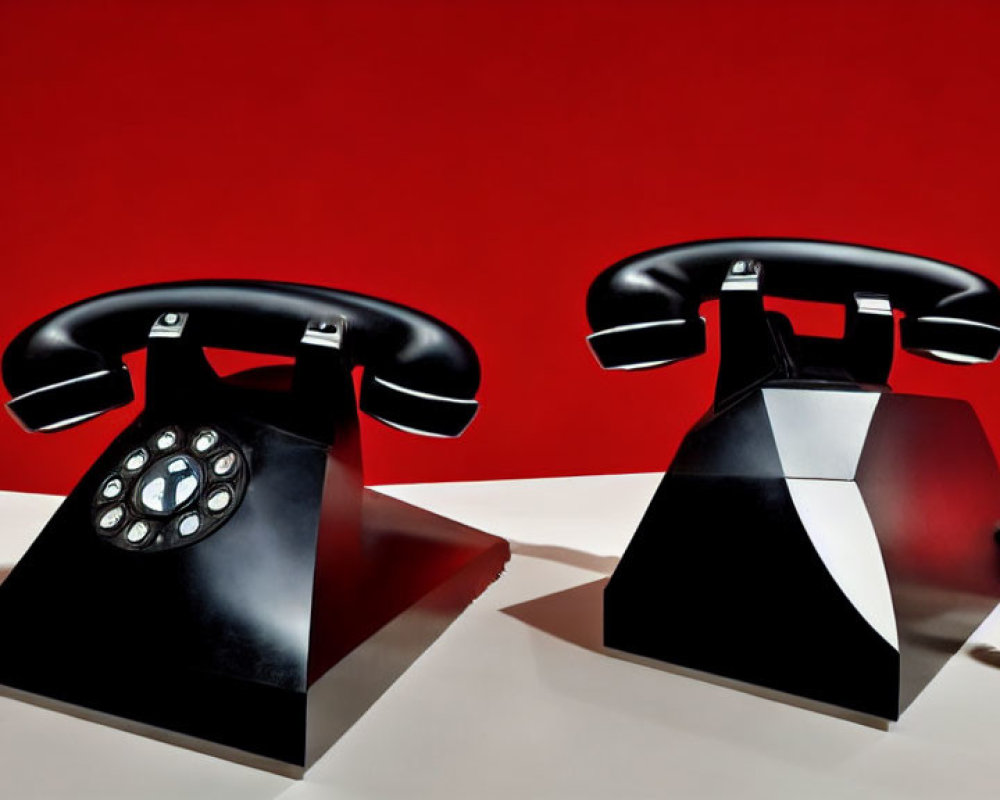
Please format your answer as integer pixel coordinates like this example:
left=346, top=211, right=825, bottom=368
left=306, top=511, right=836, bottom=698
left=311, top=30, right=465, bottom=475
left=1, top=474, right=999, bottom=800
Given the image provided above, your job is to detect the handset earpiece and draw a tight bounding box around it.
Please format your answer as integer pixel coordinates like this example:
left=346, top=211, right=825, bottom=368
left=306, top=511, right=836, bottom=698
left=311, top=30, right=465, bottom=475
left=585, top=255, right=708, bottom=369
left=899, top=315, right=1000, bottom=364
left=585, top=317, right=707, bottom=370
left=358, top=372, right=478, bottom=437
left=5, top=361, right=133, bottom=433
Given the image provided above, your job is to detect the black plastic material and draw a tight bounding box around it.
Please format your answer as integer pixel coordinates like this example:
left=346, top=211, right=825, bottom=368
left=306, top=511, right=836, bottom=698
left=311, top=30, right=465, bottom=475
left=3, top=281, right=480, bottom=437
left=586, top=317, right=706, bottom=370
left=590, top=240, right=1000, bottom=719
left=605, top=472, right=902, bottom=718
left=587, top=238, right=1000, bottom=370
left=604, top=389, right=1000, bottom=719
left=0, top=288, right=508, bottom=772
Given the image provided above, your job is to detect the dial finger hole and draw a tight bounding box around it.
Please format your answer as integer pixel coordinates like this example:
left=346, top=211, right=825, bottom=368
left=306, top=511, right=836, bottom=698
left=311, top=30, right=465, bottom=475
left=193, top=430, right=218, bottom=453
left=178, top=512, right=200, bottom=537
left=98, top=505, right=126, bottom=531
left=206, top=487, right=232, bottom=513
left=155, top=429, right=178, bottom=451
left=125, top=520, right=151, bottom=544
left=100, top=476, right=123, bottom=500
left=212, top=451, right=237, bottom=476
left=124, top=448, right=148, bottom=472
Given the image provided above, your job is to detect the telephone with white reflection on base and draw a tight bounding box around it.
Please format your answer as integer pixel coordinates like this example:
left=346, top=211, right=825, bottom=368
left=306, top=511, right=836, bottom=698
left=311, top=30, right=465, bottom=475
left=587, top=239, right=1000, bottom=720
left=0, top=281, right=509, bottom=775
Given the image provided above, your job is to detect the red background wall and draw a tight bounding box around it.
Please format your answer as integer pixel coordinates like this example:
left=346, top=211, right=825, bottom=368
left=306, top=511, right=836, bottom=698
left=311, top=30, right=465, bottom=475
left=2, top=0, right=1000, bottom=494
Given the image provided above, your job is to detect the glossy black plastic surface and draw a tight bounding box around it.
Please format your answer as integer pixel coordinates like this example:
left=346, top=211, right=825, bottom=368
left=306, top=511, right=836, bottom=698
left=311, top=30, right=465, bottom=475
left=587, top=238, right=1000, bottom=369
left=606, top=471, right=902, bottom=718
left=605, top=389, right=1000, bottom=720
left=3, top=281, right=480, bottom=437
left=591, top=245, right=1000, bottom=719
left=0, top=289, right=507, bottom=772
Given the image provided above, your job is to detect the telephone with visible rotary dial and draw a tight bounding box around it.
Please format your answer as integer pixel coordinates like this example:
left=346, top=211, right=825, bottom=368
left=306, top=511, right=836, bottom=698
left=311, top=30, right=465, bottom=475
left=0, top=281, right=509, bottom=774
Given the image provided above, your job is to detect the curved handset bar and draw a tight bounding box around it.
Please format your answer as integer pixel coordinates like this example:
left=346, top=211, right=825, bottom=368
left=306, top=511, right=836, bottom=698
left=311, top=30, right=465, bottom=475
left=3, top=281, right=480, bottom=437
left=587, top=238, right=1000, bottom=370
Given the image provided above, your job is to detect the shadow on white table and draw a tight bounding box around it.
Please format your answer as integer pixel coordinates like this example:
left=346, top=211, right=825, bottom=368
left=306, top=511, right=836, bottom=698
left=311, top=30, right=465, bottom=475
left=1, top=476, right=1000, bottom=799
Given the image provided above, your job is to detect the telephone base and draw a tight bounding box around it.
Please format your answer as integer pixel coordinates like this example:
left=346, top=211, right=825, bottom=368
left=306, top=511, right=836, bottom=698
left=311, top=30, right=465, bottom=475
left=605, top=386, right=1000, bottom=720
left=0, top=489, right=509, bottom=775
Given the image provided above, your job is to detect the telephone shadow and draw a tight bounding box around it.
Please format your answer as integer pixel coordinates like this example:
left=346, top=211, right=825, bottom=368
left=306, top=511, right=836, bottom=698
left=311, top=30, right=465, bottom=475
left=500, top=569, right=891, bottom=730
left=968, top=643, right=1000, bottom=669
left=508, top=542, right=619, bottom=576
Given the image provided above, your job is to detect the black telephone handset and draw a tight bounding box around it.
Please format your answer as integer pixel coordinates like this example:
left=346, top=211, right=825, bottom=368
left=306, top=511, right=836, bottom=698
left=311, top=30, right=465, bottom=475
left=587, top=239, right=1000, bottom=721
left=0, top=281, right=508, bottom=773
left=587, top=238, right=1000, bottom=406
left=4, top=280, right=480, bottom=438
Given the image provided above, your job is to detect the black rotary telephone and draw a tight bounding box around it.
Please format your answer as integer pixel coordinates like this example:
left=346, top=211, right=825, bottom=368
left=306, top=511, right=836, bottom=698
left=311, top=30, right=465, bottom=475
left=587, top=239, right=1000, bottom=720
left=0, top=281, right=509, bottom=774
